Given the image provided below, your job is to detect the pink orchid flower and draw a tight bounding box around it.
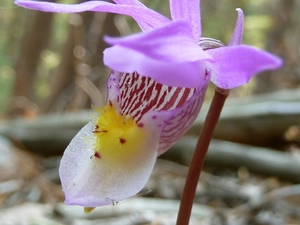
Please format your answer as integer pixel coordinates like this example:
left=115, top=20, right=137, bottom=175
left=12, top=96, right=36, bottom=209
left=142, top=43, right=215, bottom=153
left=15, top=0, right=282, bottom=209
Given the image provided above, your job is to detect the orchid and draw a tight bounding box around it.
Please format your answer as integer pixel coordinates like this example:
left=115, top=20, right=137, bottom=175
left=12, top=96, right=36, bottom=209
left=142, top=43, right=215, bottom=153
left=15, top=0, right=282, bottom=210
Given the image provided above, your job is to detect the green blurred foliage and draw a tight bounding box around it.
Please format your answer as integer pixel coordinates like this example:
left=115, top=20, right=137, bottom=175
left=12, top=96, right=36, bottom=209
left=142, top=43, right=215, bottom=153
left=0, top=0, right=19, bottom=114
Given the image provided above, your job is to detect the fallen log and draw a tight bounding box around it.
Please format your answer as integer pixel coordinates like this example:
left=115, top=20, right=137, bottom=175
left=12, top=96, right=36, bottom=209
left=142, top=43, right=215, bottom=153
left=161, top=136, right=300, bottom=182
left=0, top=111, right=91, bottom=155
left=192, top=100, right=300, bottom=147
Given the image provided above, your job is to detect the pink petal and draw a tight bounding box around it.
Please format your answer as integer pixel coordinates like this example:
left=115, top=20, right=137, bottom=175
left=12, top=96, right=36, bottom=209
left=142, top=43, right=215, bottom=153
left=113, top=0, right=145, bottom=7
left=169, top=0, right=201, bottom=40
left=112, top=0, right=154, bottom=31
left=228, top=8, right=244, bottom=46
left=207, top=45, right=283, bottom=89
left=104, top=21, right=210, bottom=88
left=15, top=0, right=170, bottom=30
left=105, top=20, right=206, bottom=62
left=105, top=47, right=207, bottom=88
left=59, top=122, right=159, bottom=207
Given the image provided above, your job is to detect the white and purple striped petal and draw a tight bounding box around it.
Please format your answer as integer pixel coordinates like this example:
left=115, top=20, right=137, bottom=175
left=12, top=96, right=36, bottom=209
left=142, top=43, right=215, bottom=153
left=107, top=70, right=210, bottom=155
left=157, top=71, right=209, bottom=155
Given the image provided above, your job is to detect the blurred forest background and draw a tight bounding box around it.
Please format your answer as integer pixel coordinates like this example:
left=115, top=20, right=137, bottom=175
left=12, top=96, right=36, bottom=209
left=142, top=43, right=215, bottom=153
left=0, top=0, right=300, bottom=224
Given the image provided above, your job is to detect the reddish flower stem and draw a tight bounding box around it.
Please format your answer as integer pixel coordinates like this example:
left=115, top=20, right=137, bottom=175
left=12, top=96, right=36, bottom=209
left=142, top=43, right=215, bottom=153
left=176, top=87, right=229, bottom=225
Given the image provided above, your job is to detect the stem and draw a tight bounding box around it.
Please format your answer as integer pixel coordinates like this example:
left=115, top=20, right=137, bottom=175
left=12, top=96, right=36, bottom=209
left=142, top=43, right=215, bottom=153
left=176, top=87, right=229, bottom=225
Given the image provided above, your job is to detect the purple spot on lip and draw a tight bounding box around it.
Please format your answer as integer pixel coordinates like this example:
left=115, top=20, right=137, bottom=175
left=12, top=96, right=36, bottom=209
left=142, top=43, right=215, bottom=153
left=119, top=138, right=126, bottom=144
left=152, top=115, right=157, bottom=119
left=94, top=152, right=101, bottom=159
left=138, top=123, right=144, bottom=128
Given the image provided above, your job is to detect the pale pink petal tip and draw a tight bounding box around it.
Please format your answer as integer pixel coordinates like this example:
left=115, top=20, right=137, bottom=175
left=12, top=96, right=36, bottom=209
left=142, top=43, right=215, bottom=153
left=228, top=8, right=244, bottom=46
